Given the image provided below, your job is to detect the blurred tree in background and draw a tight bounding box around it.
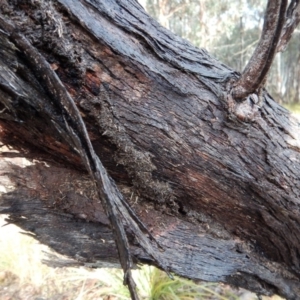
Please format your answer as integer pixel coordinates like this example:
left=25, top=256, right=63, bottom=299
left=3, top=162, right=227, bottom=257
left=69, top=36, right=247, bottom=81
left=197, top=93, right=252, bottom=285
left=140, top=0, right=300, bottom=104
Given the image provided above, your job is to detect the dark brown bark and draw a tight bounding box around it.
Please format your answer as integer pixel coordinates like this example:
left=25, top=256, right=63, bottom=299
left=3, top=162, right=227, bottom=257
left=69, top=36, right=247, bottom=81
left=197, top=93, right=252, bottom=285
left=0, top=12, right=166, bottom=298
left=0, top=1, right=300, bottom=299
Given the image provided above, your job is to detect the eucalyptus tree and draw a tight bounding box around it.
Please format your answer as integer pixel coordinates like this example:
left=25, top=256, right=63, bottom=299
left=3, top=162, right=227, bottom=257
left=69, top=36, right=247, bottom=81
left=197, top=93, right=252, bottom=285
left=0, top=1, right=300, bottom=299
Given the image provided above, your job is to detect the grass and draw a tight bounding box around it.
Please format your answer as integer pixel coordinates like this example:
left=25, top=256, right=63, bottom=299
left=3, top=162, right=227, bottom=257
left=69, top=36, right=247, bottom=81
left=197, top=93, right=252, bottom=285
left=144, top=267, right=239, bottom=300
left=0, top=215, right=284, bottom=300
left=283, top=103, right=300, bottom=117
left=0, top=215, right=128, bottom=300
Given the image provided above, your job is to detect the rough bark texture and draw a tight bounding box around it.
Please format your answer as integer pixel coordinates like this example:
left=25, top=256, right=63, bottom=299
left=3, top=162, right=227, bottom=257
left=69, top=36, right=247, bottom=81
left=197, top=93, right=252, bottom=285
left=0, top=1, right=300, bottom=299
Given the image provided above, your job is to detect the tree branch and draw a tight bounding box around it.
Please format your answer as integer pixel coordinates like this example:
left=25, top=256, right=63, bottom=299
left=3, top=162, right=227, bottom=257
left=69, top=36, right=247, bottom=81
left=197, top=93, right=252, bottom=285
left=277, top=0, right=300, bottom=52
left=232, top=0, right=288, bottom=99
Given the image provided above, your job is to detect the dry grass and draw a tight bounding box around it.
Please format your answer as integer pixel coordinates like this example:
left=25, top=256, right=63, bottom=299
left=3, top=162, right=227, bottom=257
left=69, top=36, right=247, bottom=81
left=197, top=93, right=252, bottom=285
left=284, top=103, right=300, bottom=120
left=0, top=215, right=129, bottom=300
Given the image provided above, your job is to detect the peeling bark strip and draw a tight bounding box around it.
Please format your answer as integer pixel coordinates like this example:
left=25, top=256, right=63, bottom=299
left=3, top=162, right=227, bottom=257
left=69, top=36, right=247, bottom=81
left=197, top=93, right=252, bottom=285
left=1, top=158, right=300, bottom=299
left=0, top=14, right=168, bottom=300
left=0, top=1, right=300, bottom=299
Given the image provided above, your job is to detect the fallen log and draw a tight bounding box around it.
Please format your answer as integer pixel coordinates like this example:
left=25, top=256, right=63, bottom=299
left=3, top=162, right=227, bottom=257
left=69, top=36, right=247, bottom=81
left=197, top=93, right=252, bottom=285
left=0, top=1, right=300, bottom=299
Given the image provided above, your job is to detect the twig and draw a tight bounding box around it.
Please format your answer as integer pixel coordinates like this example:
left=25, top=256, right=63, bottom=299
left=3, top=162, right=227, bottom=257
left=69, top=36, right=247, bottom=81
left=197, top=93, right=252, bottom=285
left=277, top=0, right=300, bottom=52
left=232, top=0, right=288, bottom=99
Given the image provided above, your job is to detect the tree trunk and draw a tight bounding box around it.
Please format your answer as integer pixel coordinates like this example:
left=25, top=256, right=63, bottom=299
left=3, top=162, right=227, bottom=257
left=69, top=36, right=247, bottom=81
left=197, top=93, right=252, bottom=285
left=0, top=1, right=300, bottom=299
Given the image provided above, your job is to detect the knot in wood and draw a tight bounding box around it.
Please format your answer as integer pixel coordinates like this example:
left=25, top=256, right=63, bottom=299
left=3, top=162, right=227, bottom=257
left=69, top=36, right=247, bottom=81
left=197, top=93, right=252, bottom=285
left=226, top=92, right=262, bottom=123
